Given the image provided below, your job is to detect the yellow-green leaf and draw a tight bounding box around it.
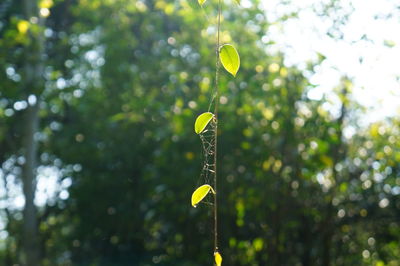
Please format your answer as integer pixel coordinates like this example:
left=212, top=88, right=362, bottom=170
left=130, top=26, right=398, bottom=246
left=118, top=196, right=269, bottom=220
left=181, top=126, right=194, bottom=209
left=194, top=112, right=214, bottom=134
left=198, top=0, right=206, bottom=6
left=191, top=184, right=215, bottom=207
left=219, top=44, right=240, bottom=77
left=214, top=251, right=222, bottom=266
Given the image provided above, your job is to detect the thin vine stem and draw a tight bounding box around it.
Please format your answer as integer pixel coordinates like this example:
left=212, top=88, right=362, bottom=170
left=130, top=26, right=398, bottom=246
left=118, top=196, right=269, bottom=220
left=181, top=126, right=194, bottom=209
left=213, top=0, right=221, bottom=255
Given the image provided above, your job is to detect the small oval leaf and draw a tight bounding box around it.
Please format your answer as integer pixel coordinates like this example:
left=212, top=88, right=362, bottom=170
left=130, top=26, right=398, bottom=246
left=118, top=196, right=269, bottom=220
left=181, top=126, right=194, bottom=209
left=198, top=0, right=206, bottom=6
left=219, top=44, right=240, bottom=77
left=191, top=184, right=215, bottom=207
left=194, top=112, right=214, bottom=134
left=214, top=251, right=222, bottom=266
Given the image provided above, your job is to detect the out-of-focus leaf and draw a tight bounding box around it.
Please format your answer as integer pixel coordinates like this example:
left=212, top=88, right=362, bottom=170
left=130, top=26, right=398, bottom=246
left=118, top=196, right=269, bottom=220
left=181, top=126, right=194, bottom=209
left=39, top=0, right=54, bottom=9
left=17, top=20, right=30, bottom=34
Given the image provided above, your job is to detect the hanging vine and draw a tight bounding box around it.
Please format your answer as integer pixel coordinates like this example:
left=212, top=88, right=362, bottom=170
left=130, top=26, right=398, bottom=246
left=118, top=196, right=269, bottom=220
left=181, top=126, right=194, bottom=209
left=190, top=0, right=241, bottom=264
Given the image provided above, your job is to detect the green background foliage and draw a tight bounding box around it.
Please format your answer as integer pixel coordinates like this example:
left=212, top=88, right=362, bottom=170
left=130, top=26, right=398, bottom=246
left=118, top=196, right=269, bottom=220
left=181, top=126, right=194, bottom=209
left=0, top=0, right=399, bottom=265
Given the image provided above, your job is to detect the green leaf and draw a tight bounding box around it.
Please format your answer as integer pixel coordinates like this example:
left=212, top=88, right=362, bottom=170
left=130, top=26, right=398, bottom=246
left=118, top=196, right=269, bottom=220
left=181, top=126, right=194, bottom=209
left=219, top=44, right=240, bottom=77
left=198, top=0, right=206, bottom=6
left=194, top=112, right=214, bottom=134
left=214, top=251, right=222, bottom=266
left=191, top=184, right=215, bottom=207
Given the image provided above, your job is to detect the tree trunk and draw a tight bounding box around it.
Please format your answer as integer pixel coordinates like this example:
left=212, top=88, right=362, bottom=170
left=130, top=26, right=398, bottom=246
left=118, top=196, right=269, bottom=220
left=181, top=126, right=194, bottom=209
left=21, top=103, right=40, bottom=266
left=322, top=87, right=348, bottom=266
left=21, top=0, right=44, bottom=264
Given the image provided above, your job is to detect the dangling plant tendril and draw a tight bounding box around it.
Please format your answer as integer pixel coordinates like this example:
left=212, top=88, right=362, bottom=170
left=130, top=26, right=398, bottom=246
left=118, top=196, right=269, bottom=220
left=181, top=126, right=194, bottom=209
left=198, top=121, right=216, bottom=190
left=190, top=0, right=241, bottom=264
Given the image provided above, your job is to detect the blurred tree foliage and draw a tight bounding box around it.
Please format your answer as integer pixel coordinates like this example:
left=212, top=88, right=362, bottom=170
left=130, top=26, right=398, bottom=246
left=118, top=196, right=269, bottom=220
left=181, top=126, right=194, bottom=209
left=0, top=0, right=399, bottom=265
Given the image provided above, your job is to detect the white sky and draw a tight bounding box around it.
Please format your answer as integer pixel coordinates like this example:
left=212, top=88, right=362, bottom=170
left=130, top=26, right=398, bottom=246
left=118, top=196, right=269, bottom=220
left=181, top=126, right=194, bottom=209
left=260, top=0, right=400, bottom=122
